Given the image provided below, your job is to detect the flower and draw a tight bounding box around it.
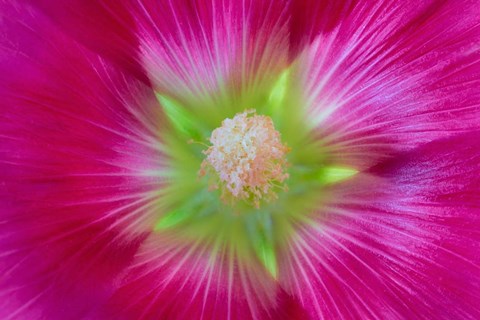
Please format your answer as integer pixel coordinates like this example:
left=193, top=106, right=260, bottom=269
left=1, top=0, right=480, bottom=319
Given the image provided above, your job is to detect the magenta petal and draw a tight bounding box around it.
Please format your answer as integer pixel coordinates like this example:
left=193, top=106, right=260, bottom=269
left=289, top=0, right=357, bottom=57
left=95, top=235, right=307, bottom=320
left=301, top=0, right=480, bottom=168
left=279, top=132, right=480, bottom=319
left=28, top=0, right=148, bottom=83
left=132, top=0, right=291, bottom=100
left=0, top=4, right=163, bottom=318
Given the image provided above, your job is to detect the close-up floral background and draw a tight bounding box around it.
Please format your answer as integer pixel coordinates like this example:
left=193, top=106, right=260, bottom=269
left=1, top=1, right=480, bottom=319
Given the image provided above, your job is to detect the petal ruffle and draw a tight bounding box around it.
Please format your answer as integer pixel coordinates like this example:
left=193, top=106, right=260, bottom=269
left=278, top=132, right=480, bottom=319
left=299, top=0, right=480, bottom=168
left=0, top=3, right=164, bottom=318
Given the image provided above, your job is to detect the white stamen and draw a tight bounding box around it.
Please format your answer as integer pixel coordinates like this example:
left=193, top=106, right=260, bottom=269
left=200, top=109, right=289, bottom=208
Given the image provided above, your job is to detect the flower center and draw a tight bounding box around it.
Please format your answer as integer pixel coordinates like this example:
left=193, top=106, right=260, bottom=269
left=199, top=109, right=289, bottom=208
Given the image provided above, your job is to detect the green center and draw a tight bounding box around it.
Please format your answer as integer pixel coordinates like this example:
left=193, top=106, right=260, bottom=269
left=151, top=69, right=358, bottom=278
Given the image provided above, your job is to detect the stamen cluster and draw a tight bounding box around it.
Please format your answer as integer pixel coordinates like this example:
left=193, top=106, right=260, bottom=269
left=200, top=110, right=289, bottom=208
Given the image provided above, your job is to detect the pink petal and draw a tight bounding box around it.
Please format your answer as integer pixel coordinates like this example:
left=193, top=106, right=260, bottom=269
left=300, top=0, right=480, bottom=168
left=0, top=4, right=163, bottom=318
left=289, top=0, right=357, bottom=57
left=131, top=0, right=291, bottom=102
left=279, top=132, right=480, bottom=319
left=94, top=234, right=307, bottom=319
left=29, top=0, right=309, bottom=98
left=27, top=0, right=148, bottom=83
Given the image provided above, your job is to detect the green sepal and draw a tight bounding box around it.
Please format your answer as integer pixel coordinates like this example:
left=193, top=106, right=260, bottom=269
left=156, top=93, right=198, bottom=137
left=268, top=69, right=290, bottom=107
left=320, top=166, right=358, bottom=184
left=154, top=209, right=191, bottom=231
left=256, top=236, right=278, bottom=279
left=250, top=214, right=278, bottom=279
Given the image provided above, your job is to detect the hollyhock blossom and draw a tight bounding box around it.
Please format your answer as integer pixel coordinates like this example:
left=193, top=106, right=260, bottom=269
left=1, top=0, right=480, bottom=319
